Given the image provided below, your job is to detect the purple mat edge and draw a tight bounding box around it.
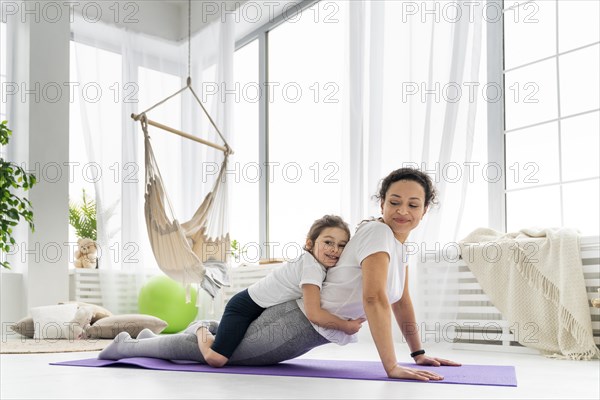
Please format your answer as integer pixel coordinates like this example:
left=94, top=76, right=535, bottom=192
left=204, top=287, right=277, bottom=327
left=51, top=358, right=517, bottom=387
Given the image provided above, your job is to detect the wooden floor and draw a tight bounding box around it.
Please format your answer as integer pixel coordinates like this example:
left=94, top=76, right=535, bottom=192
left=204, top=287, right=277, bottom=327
left=1, top=340, right=599, bottom=400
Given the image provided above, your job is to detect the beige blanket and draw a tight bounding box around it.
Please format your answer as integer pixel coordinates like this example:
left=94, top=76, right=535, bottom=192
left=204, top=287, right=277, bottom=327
left=459, top=227, right=599, bottom=360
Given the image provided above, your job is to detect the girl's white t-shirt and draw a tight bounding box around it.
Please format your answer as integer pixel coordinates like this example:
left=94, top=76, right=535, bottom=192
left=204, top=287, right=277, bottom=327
left=248, top=252, right=326, bottom=308
left=297, top=220, right=407, bottom=345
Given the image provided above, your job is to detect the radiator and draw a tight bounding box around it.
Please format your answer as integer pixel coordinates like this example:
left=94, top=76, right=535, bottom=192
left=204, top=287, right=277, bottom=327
left=69, top=265, right=278, bottom=317
left=221, top=264, right=279, bottom=304
left=69, top=269, right=154, bottom=314
left=418, top=238, right=600, bottom=353
left=203, top=263, right=279, bottom=319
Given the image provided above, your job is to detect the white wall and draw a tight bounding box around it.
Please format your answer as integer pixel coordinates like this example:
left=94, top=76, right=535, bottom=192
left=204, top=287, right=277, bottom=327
left=72, top=0, right=182, bottom=41
left=0, top=273, right=24, bottom=330
left=26, top=13, right=71, bottom=310
left=70, top=1, right=247, bottom=42
left=3, top=4, right=71, bottom=319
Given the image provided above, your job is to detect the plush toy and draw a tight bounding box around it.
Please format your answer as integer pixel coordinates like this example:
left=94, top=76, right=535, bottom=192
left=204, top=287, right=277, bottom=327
left=592, top=288, right=600, bottom=308
left=74, top=238, right=98, bottom=269
left=65, top=306, right=94, bottom=340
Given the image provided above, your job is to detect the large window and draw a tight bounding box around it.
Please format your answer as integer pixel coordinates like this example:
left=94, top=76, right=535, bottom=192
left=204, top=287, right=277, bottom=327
left=230, top=40, right=260, bottom=260
left=261, top=1, right=492, bottom=245
left=239, top=0, right=598, bottom=247
left=380, top=1, right=489, bottom=240
left=64, top=0, right=598, bottom=274
left=69, top=41, right=122, bottom=248
left=267, top=2, right=347, bottom=257
left=503, top=0, right=599, bottom=236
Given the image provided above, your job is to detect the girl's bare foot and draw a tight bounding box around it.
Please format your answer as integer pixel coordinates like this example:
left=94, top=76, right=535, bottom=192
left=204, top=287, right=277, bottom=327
left=196, top=326, right=215, bottom=356
left=196, top=326, right=228, bottom=367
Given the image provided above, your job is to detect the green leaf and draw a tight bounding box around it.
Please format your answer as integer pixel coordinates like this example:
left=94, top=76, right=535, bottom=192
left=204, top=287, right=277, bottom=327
left=6, top=209, right=18, bottom=220
left=0, top=121, right=36, bottom=268
left=69, top=189, right=97, bottom=240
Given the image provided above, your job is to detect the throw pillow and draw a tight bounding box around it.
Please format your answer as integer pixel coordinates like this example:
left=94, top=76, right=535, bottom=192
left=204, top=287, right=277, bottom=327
left=30, top=304, right=79, bottom=340
left=10, top=316, right=35, bottom=338
left=58, top=301, right=113, bottom=324
left=85, top=314, right=168, bottom=339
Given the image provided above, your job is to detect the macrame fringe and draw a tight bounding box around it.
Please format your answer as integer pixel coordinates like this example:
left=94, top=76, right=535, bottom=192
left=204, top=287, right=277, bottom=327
left=185, top=284, right=191, bottom=304
left=544, top=349, right=599, bottom=361
left=511, top=251, right=599, bottom=360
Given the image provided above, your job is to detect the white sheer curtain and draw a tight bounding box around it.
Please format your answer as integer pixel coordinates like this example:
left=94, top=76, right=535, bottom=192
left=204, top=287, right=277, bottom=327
left=347, top=1, right=486, bottom=344
left=71, top=15, right=234, bottom=316
left=71, top=22, right=125, bottom=313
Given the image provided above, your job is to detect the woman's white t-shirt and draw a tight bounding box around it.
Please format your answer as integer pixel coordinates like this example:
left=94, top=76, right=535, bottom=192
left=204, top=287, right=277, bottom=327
left=297, top=220, right=408, bottom=345
left=248, top=252, right=326, bottom=308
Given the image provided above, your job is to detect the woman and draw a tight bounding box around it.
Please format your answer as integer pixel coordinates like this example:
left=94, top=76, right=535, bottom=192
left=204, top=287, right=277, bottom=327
left=99, top=167, right=459, bottom=381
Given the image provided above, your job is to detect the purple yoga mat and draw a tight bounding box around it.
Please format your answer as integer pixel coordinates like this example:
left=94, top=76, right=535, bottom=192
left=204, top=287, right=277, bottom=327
left=51, top=358, right=517, bottom=386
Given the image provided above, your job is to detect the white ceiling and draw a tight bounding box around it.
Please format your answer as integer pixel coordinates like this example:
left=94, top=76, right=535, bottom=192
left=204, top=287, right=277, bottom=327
left=74, top=0, right=308, bottom=43
left=178, top=0, right=247, bottom=40
left=74, top=0, right=247, bottom=42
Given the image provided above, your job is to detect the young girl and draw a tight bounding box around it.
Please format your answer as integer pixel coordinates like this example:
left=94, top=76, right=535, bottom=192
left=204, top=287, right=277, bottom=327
left=197, top=215, right=365, bottom=367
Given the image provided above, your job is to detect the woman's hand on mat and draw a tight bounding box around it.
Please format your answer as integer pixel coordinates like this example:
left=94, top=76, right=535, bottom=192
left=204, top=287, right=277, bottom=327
left=414, top=354, right=462, bottom=367
left=342, top=318, right=366, bottom=335
left=386, top=365, right=443, bottom=381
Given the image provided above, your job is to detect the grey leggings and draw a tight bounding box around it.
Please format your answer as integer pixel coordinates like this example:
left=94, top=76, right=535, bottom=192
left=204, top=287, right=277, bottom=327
left=98, top=300, right=330, bottom=365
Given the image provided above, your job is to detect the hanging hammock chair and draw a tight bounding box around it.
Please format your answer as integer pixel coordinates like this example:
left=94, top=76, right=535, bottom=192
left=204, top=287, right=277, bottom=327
left=132, top=77, right=232, bottom=302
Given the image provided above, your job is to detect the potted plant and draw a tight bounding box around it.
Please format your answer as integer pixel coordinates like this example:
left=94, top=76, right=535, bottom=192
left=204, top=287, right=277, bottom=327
left=0, top=120, right=37, bottom=269
left=69, top=189, right=98, bottom=268
left=69, top=189, right=97, bottom=242
left=230, top=239, right=243, bottom=263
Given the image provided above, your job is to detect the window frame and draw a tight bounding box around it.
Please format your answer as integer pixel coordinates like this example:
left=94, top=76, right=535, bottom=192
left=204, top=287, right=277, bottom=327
left=500, top=0, right=600, bottom=239
left=237, top=0, right=509, bottom=242
left=234, top=0, right=320, bottom=250
left=487, top=0, right=506, bottom=231
left=1, top=21, right=8, bottom=162
left=241, top=0, right=599, bottom=241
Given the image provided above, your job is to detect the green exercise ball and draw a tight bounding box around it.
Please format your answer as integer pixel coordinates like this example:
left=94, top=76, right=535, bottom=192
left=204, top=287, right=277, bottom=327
left=138, top=275, right=198, bottom=334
